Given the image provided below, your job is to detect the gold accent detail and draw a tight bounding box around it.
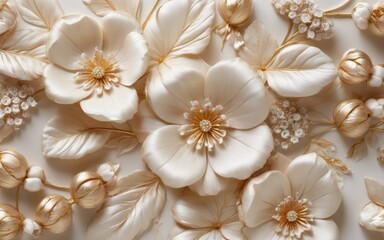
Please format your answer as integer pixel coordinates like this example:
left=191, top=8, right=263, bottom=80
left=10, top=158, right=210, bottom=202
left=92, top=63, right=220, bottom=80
left=179, top=99, right=228, bottom=151
left=76, top=49, right=119, bottom=96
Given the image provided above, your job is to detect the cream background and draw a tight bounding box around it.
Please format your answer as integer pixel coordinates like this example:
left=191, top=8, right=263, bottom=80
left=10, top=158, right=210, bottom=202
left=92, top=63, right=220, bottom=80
left=1, top=0, right=384, bottom=239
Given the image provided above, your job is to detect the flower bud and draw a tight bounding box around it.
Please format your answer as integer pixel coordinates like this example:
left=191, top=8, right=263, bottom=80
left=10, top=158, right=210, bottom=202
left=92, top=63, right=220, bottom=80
left=23, top=218, right=42, bottom=238
left=339, top=49, right=373, bottom=84
left=368, top=65, right=384, bottom=87
left=0, top=204, right=23, bottom=240
left=0, top=150, right=28, bottom=189
left=352, top=2, right=372, bottom=30
left=35, top=195, right=72, bottom=234
left=71, top=171, right=106, bottom=209
left=369, top=1, right=384, bottom=37
left=97, top=163, right=119, bottom=183
left=333, top=99, right=372, bottom=138
left=365, top=98, right=384, bottom=118
left=24, top=166, right=46, bottom=192
left=218, top=0, right=253, bottom=27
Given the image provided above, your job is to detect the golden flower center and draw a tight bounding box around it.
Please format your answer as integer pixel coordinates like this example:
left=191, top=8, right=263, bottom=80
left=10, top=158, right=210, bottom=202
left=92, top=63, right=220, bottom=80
left=92, top=66, right=105, bottom=79
left=199, top=119, right=213, bottom=132
left=272, top=194, right=314, bottom=239
left=76, top=48, right=119, bottom=96
left=178, top=98, right=228, bottom=151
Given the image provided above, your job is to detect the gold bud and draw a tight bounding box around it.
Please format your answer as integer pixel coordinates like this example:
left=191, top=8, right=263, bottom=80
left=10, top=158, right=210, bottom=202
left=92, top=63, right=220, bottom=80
left=70, top=171, right=106, bottom=209
left=369, top=1, right=384, bottom=37
left=0, top=205, right=23, bottom=240
left=333, top=99, right=372, bottom=138
left=0, top=150, right=28, bottom=189
left=35, top=195, right=72, bottom=234
left=218, top=0, right=253, bottom=27
left=339, top=49, right=373, bottom=84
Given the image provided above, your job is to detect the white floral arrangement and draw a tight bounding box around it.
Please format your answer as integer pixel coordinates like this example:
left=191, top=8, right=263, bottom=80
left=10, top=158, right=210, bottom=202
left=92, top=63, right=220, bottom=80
left=0, top=0, right=384, bottom=239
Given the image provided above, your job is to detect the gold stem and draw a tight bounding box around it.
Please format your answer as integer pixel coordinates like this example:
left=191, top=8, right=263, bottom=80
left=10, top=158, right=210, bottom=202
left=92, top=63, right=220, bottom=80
left=310, top=120, right=334, bottom=125
left=32, top=88, right=45, bottom=98
left=281, top=21, right=294, bottom=45
left=82, top=128, right=136, bottom=136
left=324, top=12, right=352, bottom=17
left=15, top=184, right=21, bottom=211
left=325, top=0, right=354, bottom=13
left=372, top=121, right=384, bottom=128
left=142, top=0, right=161, bottom=30
left=308, top=126, right=336, bottom=138
left=135, top=0, right=142, bottom=21
left=44, top=181, right=70, bottom=191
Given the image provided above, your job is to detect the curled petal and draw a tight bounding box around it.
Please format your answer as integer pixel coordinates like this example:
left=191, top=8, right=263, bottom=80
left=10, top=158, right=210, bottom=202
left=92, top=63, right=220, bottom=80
left=48, top=14, right=103, bottom=70
left=80, top=85, right=138, bottom=122
left=286, top=153, right=342, bottom=218
left=205, top=59, right=270, bottom=129
left=143, top=125, right=206, bottom=188
left=209, top=125, right=274, bottom=179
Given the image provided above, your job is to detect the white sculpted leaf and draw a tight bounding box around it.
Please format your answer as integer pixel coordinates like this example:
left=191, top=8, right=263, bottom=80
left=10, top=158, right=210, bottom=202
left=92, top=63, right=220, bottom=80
left=359, top=203, right=384, bottom=232
left=263, top=44, right=337, bottom=97
left=16, top=0, right=64, bottom=30
left=87, top=170, right=166, bottom=240
left=81, top=0, right=140, bottom=19
left=238, top=20, right=278, bottom=70
left=144, top=0, right=215, bottom=61
left=365, top=178, right=384, bottom=207
left=42, top=107, right=138, bottom=159
left=0, top=49, right=46, bottom=80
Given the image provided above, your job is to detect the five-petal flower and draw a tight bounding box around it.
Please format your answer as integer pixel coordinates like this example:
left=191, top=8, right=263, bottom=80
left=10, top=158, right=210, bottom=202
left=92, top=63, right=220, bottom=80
left=142, top=58, right=274, bottom=195
left=44, top=13, right=149, bottom=122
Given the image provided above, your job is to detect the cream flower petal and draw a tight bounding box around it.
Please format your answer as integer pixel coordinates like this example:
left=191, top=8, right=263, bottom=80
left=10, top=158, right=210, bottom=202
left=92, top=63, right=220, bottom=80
left=48, top=14, right=103, bottom=70
left=80, top=85, right=138, bottom=122
left=205, top=59, right=270, bottom=129
left=188, top=163, right=230, bottom=196
left=220, top=222, right=244, bottom=240
left=359, top=202, right=384, bottom=232
left=243, top=221, right=277, bottom=240
left=44, top=64, right=92, bottom=104
left=172, top=191, right=221, bottom=228
left=101, top=13, right=140, bottom=55
left=286, top=153, right=342, bottom=219
left=130, top=100, right=167, bottom=143
left=303, top=219, right=339, bottom=240
left=241, top=171, right=291, bottom=228
left=209, top=125, right=273, bottom=179
left=199, top=230, right=225, bottom=240
left=147, top=67, right=205, bottom=124
left=113, top=32, right=149, bottom=86
left=143, top=125, right=206, bottom=188
left=171, top=227, right=212, bottom=240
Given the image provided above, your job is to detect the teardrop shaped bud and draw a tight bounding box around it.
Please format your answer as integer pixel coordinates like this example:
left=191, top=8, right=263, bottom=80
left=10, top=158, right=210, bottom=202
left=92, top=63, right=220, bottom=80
left=333, top=99, right=372, bottom=138
left=70, top=171, right=106, bottom=209
left=339, top=49, right=373, bottom=84
left=218, top=0, right=253, bottom=26
left=369, top=1, right=384, bottom=37
left=0, top=204, right=24, bottom=240
left=35, top=195, right=72, bottom=234
left=0, top=150, right=28, bottom=189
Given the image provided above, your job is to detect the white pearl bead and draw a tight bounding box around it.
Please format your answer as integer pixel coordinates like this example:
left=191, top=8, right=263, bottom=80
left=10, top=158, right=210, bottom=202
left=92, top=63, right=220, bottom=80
left=27, top=166, right=45, bottom=180
left=97, top=163, right=119, bottom=182
left=23, top=218, right=42, bottom=237
left=24, top=178, right=43, bottom=192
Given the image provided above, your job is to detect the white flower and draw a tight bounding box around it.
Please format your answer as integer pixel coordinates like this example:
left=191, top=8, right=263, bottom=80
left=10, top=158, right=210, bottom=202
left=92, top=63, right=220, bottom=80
left=365, top=98, right=384, bottom=118
left=359, top=178, right=384, bottom=232
left=171, top=182, right=244, bottom=240
left=240, top=153, right=342, bottom=240
left=368, top=65, right=384, bottom=87
left=141, top=59, right=274, bottom=195
left=352, top=2, right=373, bottom=30
left=44, top=13, right=149, bottom=122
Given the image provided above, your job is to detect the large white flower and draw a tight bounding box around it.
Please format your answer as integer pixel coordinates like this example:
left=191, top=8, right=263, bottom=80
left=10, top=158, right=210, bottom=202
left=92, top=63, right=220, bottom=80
left=240, top=153, right=342, bottom=240
left=171, top=182, right=244, bottom=240
left=44, top=13, right=148, bottom=122
left=142, top=58, right=274, bottom=195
